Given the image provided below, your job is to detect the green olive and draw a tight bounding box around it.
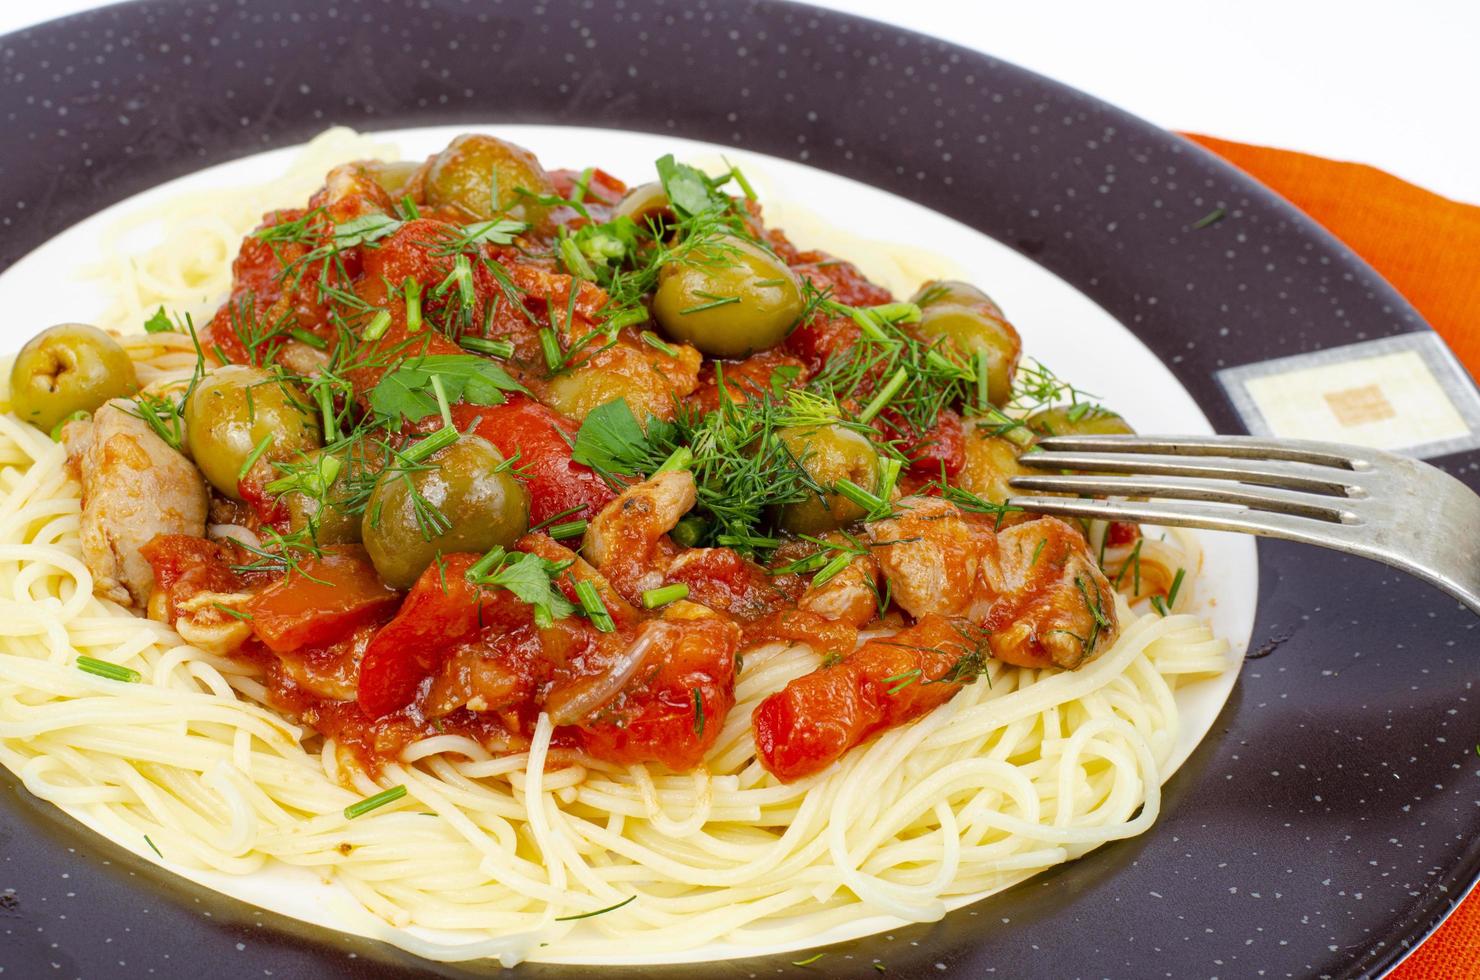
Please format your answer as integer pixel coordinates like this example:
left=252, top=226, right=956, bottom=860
left=362, top=434, right=530, bottom=589
left=8, top=323, right=139, bottom=432
left=774, top=424, right=881, bottom=534
left=914, top=279, right=1006, bottom=319
left=612, top=181, right=674, bottom=230
left=1027, top=405, right=1135, bottom=438
left=183, top=365, right=322, bottom=500
left=959, top=427, right=1029, bottom=508
left=424, top=134, right=555, bottom=223
left=909, top=282, right=1021, bottom=407
left=652, top=236, right=804, bottom=357
left=283, top=448, right=371, bottom=545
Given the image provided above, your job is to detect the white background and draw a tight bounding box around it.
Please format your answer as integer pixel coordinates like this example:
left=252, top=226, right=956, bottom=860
left=2, top=0, right=1477, bottom=204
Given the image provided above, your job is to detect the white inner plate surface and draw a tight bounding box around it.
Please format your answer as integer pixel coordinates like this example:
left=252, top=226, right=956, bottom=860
left=0, top=125, right=1258, bottom=964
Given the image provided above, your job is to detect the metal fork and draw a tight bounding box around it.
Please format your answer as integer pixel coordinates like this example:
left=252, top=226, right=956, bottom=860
left=1006, top=434, right=1480, bottom=614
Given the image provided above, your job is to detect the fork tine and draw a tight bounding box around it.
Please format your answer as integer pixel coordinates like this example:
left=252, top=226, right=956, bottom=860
left=1034, top=434, right=1364, bottom=469
left=1003, top=494, right=1356, bottom=546
left=1018, top=451, right=1362, bottom=496
left=1007, top=474, right=1359, bottom=523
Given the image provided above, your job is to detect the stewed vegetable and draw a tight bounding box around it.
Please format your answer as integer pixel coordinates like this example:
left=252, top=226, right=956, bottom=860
left=361, top=434, right=530, bottom=589
left=652, top=236, right=804, bottom=357
left=910, top=280, right=1022, bottom=407
left=8, top=323, right=139, bottom=432
left=183, top=365, right=322, bottom=499
left=424, top=134, right=556, bottom=223
left=774, top=424, right=881, bottom=534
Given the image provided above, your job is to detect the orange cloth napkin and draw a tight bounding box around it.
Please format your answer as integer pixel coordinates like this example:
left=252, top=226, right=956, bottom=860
left=1184, top=134, right=1480, bottom=379
left=1185, top=133, right=1480, bottom=977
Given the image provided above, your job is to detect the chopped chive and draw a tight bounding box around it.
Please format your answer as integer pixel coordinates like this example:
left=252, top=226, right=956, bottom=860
left=559, top=235, right=596, bottom=279
left=985, top=407, right=1035, bottom=449
left=679, top=294, right=740, bottom=315
left=640, top=330, right=679, bottom=357
left=810, top=552, right=855, bottom=588
left=857, top=366, right=909, bottom=423
left=729, top=165, right=757, bottom=200
left=528, top=505, right=585, bottom=534
left=874, top=457, right=902, bottom=508
left=1166, top=567, right=1186, bottom=608
left=1192, top=207, right=1227, bottom=230
left=49, top=410, right=91, bottom=441
left=403, top=277, right=422, bottom=332
left=76, top=656, right=140, bottom=683
left=1029, top=537, right=1047, bottom=569
left=792, top=953, right=825, bottom=967
left=344, top=784, right=407, bottom=819
left=1149, top=595, right=1169, bottom=616
left=774, top=550, right=833, bottom=576
left=553, top=894, right=635, bottom=921
left=144, top=834, right=162, bottom=858
left=539, top=328, right=564, bottom=373
left=430, top=374, right=453, bottom=428
left=752, top=278, right=787, bottom=287
left=459, top=336, right=515, bottom=358
left=288, top=328, right=328, bottom=350
left=400, top=195, right=419, bottom=219
left=603, top=306, right=649, bottom=331
left=868, top=301, right=922, bottom=325
left=642, top=583, right=689, bottom=609
left=466, top=545, right=508, bottom=582
left=363, top=308, right=392, bottom=341
left=575, top=579, right=614, bottom=632
left=454, top=254, right=475, bottom=307
left=691, top=687, right=705, bottom=735
left=874, top=965, right=887, bottom=974
left=571, top=166, right=595, bottom=203
left=400, top=425, right=459, bottom=464
left=237, top=433, right=275, bottom=482
left=833, top=478, right=886, bottom=515
left=653, top=446, right=693, bottom=475
left=547, top=519, right=588, bottom=541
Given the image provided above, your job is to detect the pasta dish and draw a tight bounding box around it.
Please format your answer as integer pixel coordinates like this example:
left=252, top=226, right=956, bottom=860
left=0, top=130, right=1227, bottom=963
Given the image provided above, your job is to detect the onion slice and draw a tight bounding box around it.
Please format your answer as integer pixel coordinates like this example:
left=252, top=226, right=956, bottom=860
left=543, top=621, right=672, bottom=727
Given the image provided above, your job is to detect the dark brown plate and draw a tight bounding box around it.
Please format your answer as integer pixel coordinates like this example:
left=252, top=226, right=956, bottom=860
left=0, top=1, right=1476, bottom=977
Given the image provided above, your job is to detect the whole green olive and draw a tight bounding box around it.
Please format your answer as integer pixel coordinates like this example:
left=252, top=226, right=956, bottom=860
left=959, top=426, right=1030, bottom=508
left=362, top=434, right=530, bottom=589
left=283, top=449, right=367, bottom=545
left=612, top=181, right=674, bottom=230
left=8, top=323, right=139, bottom=432
left=424, top=134, right=556, bottom=223
left=1027, top=404, right=1135, bottom=438
left=652, top=235, right=804, bottom=358
left=909, top=281, right=1022, bottom=407
left=183, top=365, right=322, bottom=500
left=914, top=279, right=1006, bottom=319
left=774, top=424, right=881, bottom=534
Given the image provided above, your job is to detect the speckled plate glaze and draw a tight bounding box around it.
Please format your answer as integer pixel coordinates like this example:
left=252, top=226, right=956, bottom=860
left=0, top=2, right=1475, bottom=978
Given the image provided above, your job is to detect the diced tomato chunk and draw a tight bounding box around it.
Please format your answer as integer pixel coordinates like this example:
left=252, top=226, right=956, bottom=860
left=450, top=397, right=617, bottom=525
left=139, top=535, right=245, bottom=620
left=752, top=615, right=972, bottom=782
left=577, top=612, right=741, bottom=771
left=357, top=553, right=530, bottom=719
left=244, top=547, right=401, bottom=654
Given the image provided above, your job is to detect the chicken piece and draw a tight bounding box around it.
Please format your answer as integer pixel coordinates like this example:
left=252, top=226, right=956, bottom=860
left=981, top=518, right=1120, bottom=670
left=63, top=401, right=210, bottom=607
left=865, top=495, right=981, bottom=619
left=796, top=539, right=881, bottom=628
left=582, top=470, right=696, bottom=603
